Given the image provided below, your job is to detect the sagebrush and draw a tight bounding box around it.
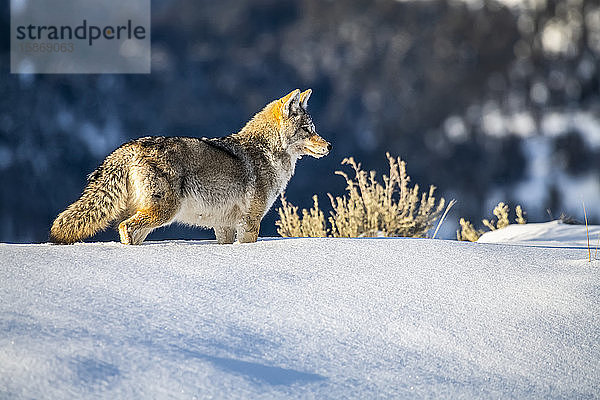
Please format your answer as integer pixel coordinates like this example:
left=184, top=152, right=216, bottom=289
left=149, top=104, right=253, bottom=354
left=457, top=202, right=527, bottom=242
left=277, top=153, right=449, bottom=238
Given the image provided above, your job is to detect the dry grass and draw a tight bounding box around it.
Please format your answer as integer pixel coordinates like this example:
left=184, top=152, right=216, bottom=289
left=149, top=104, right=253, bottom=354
left=432, top=199, right=457, bottom=239
left=583, top=200, right=591, bottom=262
left=457, top=202, right=527, bottom=242
left=277, top=153, right=449, bottom=238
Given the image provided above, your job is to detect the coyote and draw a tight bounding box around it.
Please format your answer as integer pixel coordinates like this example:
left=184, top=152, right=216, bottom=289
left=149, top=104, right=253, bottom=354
left=50, top=89, right=330, bottom=245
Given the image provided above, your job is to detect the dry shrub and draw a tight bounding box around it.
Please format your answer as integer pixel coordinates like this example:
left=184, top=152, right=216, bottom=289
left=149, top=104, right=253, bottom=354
left=457, top=202, right=527, bottom=241
left=277, top=153, right=448, bottom=238
left=278, top=195, right=327, bottom=237
left=457, top=218, right=484, bottom=242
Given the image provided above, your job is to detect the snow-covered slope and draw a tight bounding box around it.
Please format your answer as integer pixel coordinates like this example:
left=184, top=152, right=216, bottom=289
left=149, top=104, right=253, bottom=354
left=478, top=220, right=600, bottom=248
left=1, top=238, right=598, bottom=399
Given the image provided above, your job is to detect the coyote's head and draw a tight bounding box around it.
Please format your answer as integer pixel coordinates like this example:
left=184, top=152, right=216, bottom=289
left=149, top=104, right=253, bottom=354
left=269, top=89, right=331, bottom=159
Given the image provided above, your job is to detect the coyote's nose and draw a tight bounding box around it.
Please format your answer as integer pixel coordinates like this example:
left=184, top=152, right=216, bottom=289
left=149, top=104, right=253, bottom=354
left=327, top=142, right=332, bottom=151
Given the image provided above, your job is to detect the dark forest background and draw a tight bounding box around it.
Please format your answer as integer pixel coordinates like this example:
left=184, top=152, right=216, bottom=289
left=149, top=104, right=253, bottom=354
left=1, top=0, right=599, bottom=242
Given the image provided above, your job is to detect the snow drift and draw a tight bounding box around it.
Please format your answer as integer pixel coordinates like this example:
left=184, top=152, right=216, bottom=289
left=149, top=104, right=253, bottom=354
left=478, top=220, right=600, bottom=249
left=1, top=237, right=598, bottom=399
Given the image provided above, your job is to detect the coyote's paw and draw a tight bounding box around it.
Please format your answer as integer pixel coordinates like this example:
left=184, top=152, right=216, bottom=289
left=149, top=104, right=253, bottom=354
left=119, top=222, right=132, bottom=245
left=215, top=226, right=235, bottom=244
left=238, top=231, right=258, bottom=243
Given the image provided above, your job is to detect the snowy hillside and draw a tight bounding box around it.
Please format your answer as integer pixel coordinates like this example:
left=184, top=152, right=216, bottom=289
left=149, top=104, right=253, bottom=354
left=478, top=220, right=600, bottom=248
left=1, top=238, right=598, bottom=399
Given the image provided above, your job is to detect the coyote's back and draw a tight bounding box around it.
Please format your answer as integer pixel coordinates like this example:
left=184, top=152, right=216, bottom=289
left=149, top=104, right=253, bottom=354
left=50, top=89, right=331, bottom=245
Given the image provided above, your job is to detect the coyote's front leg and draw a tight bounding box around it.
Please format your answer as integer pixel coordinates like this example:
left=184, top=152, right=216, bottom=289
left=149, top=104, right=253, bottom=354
left=237, top=196, right=265, bottom=243
left=214, top=226, right=235, bottom=244
left=237, top=218, right=260, bottom=243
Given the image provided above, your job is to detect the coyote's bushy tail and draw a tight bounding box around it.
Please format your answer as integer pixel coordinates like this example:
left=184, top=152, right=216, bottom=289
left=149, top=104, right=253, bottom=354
left=50, top=154, right=129, bottom=244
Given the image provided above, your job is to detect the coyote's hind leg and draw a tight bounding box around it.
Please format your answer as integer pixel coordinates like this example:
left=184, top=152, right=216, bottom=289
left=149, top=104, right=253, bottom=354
left=119, top=164, right=178, bottom=245
left=119, top=208, right=175, bottom=245
left=119, top=191, right=177, bottom=245
left=131, top=227, right=153, bottom=245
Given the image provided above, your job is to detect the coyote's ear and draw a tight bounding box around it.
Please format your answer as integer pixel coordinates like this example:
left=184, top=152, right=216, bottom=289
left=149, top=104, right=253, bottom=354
left=299, top=89, right=312, bottom=109
left=281, top=89, right=301, bottom=118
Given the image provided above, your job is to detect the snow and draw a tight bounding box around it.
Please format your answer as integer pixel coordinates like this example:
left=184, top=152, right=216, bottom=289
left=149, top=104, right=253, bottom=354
left=479, top=220, right=600, bottom=248
left=1, top=237, right=599, bottom=399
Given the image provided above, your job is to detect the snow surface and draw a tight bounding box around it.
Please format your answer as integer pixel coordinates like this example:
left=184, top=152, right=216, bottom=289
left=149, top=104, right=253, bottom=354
left=479, top=220, right=600, bottom=249
left=1, top=238, right=599, bottom=399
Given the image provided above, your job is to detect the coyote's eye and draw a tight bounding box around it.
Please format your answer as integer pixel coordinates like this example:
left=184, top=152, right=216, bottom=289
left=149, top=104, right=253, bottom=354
left=301, top=124, right=314, bottom=134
